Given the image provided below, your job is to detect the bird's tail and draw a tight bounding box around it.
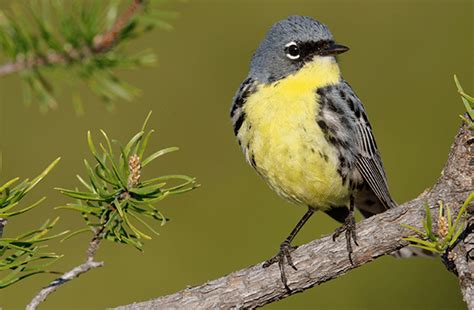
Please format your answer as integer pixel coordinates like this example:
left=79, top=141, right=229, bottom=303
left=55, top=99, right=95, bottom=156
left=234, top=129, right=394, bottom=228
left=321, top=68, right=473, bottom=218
left=391, top=247, right=435, bottom=258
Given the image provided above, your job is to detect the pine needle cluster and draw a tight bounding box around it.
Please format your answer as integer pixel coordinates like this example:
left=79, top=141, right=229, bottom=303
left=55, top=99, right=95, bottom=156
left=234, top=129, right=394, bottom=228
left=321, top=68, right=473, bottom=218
left=0, top=0, right=175, bottom=111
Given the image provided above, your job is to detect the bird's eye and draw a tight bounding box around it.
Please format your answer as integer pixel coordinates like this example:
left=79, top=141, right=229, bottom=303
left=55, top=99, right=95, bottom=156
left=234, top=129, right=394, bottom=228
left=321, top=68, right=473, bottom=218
left=285, top=42, right=300, bottom=60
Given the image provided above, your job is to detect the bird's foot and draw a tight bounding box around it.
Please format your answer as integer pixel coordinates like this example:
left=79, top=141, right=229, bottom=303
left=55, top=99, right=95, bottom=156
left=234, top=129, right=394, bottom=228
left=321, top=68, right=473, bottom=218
left=332, top=211, right=358, bottom=264
left=263, top=241, right=298, bottom=290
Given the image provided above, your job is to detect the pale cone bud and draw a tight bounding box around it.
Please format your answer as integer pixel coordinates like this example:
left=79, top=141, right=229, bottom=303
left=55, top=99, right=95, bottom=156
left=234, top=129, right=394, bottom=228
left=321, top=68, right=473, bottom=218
left=128, top=154, right=141, bottom=188
left=438, top=216, right=448, bottom=239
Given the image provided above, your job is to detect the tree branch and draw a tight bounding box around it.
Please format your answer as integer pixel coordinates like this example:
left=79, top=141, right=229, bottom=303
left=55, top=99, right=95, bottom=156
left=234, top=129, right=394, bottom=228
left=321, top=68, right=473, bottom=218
left=0, top=0, right=145, bottom=77
left=111, top=122, right=472, bottom=309
left=26, top=228, right=105, bottom=310
left=447, top=206, right=474, bottom=308
left=0, top=218, right=6, bottom=238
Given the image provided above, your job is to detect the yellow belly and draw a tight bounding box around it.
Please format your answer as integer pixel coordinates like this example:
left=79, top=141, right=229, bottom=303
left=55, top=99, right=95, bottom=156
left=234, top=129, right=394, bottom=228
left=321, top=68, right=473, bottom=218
left=238, top=58, right=350, bottom=210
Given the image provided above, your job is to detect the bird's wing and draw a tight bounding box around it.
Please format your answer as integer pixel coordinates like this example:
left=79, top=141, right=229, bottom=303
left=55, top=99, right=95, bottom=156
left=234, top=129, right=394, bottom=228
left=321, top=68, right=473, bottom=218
left=341, top=81, right=397, bottom=211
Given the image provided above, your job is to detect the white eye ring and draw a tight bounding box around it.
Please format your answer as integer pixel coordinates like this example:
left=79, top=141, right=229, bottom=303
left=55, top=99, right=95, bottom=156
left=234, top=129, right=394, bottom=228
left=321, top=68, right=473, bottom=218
left=285, top=41, right=300, bottom=60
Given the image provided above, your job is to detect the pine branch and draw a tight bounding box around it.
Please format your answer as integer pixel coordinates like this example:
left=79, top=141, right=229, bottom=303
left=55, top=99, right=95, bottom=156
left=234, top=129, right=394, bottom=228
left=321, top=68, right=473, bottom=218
left=0, top=159, right=65, bottom=289
left=26, top=113, right=197, bottom=308
left=0, top=0, right=173, bottom=110
left=111, top=122, right=472, bottom=309
left=0, top=0, right=145, bottom=77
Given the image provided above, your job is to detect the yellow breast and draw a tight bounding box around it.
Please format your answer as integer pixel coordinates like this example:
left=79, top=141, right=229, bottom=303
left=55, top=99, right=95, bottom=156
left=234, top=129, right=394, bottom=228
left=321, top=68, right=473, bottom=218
left=238, top=57, right=350, bottom=210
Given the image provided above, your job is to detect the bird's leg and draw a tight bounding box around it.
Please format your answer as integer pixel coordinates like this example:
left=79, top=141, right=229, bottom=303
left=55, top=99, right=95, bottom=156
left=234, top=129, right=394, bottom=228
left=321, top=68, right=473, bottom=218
left=263, top=207, right=315, bottom=290
left=332, top=196, right=358, bottom=264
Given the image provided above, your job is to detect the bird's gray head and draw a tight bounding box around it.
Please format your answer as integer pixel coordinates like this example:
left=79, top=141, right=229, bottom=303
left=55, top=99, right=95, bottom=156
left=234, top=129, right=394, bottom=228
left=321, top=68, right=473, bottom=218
left=249, top=15, right=348, bottom=83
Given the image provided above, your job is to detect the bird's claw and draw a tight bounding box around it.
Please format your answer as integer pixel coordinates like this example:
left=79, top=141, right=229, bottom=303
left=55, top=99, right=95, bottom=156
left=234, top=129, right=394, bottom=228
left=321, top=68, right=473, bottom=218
left=332, top=211, right=358, bottom=264
left=263, top=242, right=298, bottom=290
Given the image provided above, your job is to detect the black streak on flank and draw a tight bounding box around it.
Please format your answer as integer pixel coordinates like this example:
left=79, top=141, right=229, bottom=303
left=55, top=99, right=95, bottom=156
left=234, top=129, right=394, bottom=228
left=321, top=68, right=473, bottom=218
left=317, top=85, right=333, bottom=97
left=231, top=78, right=252, bottom=116
left=341, top=174, right=347, bottom=185
left=338, top=154, right=347, bottom=168
left=361, top=110, right=369, bottom=123
left=349, top=179, right=356, bottom=191
left=319, top=151, right=329, bottom=162
left=233, top=114, right=245, bottom=135
left=317, top=119, right=329, bottom=133
left=339, top=90, right=346, bottom=100
left=337, top=154, right=349, bottom=185
left=231, top=77, right=256, bottom=135
left=328, top=135, right=350, bottom=149
left=316, top=87, right=326, bottom=97
left=336, top=166, right=345, bottom=184
left=250, top=154, right=257, bottom=168
left=354, top=106, right=361, bottom=118
left=327, top=98, right=341, bottom=114
left=347, top=98, right=355, bottom=112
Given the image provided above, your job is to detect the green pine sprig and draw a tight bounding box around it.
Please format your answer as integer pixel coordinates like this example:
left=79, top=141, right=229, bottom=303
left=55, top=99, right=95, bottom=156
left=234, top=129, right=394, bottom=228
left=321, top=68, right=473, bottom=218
left=402, top=193, right=473, bottom=254
left=454, top=75, right=474, bottom=129
left=0, top=158, right=60, bottom=219
left=0, top=158, right=67, bottom=289
left=0, top=217, right=66, bottom=289
left=57, top=111, right=197, bottom=250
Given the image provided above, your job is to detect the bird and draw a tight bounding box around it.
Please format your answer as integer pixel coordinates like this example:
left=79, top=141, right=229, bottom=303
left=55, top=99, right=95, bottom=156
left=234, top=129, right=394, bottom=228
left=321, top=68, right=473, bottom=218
left=230, top=15, right=398, bottom=289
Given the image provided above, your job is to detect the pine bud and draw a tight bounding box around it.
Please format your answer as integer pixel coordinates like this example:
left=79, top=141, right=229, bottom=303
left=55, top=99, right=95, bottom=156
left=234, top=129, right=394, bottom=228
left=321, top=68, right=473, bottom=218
left=128, top=154, right=141, bottom=188
left=438, top=215, right=448, bottom=239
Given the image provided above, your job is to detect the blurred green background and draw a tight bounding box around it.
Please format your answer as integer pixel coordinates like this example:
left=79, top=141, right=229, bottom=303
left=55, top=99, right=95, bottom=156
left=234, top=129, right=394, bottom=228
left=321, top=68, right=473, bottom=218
left=0, top=0, right=473, bottom=309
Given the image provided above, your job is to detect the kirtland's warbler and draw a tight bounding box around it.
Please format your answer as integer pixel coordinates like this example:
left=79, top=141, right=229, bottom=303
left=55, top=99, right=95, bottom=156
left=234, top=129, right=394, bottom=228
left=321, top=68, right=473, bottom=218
left=230, top=15, right=397, bottom=288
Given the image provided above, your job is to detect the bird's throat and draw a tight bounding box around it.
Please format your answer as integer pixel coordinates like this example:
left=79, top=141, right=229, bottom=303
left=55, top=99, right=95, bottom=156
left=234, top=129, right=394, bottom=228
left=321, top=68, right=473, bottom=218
left=273, top=56, right=341, bottom=94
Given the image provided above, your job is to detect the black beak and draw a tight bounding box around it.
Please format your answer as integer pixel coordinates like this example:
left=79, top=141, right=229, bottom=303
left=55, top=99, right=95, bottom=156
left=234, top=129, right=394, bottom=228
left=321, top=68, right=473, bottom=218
left=320, top=43, right=349, bottom=56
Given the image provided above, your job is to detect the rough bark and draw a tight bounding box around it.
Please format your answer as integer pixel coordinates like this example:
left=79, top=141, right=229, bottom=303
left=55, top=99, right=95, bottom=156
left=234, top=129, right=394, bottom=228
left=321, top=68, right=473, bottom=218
left=448, top=205, right=474, bottom=309
left=112, top=122, right=472, bottom=310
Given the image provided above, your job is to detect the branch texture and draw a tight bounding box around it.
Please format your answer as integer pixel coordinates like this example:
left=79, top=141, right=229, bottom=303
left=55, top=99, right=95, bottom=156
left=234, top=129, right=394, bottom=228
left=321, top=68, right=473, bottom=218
left=449, top=206, right=474, bottom=308
left=112, top=123, right=472, bottom=309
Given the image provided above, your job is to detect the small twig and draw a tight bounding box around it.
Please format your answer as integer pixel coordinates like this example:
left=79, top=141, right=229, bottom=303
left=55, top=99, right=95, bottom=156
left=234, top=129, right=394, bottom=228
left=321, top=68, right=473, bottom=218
left=26, top=227, right=105, bottom=310
left=87, top=225, right=106, bottom=262
left=93, top=0, right=145, bottom=53
left=0, top=218, right=6, bottom=238
left=0, top=0, right=146, bottom=77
